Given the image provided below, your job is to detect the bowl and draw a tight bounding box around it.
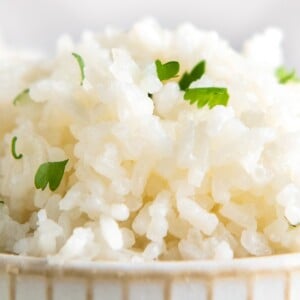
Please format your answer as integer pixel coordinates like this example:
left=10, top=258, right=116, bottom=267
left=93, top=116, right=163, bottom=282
left=1, top=253, right=300, bottom=300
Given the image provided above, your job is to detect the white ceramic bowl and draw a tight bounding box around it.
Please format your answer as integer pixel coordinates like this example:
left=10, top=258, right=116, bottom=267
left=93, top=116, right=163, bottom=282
left=1, top=253, right=300, bottom=300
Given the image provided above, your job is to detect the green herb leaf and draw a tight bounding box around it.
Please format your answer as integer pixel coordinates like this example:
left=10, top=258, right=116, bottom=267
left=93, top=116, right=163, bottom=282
left=276, top=66, right=300, bottom=84
left=0, top=200, right=4, bottom=205
left=184, top=87, right=229, bottom=109
left=155, top=59, right=180, bottom=81
left=34, top=160, right=68, bottom=191
left=179, top=60, right=206, bottom=91
left=13, top=88, right=30, bottom=105
left=72, top=52, right=85, bottom=85
left=11, top=136, right=23, bottom=160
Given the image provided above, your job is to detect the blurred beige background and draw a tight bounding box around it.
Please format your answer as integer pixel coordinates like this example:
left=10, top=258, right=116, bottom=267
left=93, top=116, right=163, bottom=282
left=0, top=0, right=298, bottom=69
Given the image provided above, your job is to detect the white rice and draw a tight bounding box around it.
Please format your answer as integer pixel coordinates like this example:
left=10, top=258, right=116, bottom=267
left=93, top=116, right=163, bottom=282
left=1, top=19, right=300, bottom=261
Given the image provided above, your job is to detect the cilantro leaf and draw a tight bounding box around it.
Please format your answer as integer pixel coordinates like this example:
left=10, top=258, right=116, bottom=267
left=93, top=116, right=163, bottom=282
left=34, top=160, right=68, bottom=191
left=72, top=52, right=85, bottom=85
left=276, top=66, right=300, bottom=84
left=184, top=87, right=229, bottom=109
left=11, top=136, right=23, bottom=160
left=13, top=88, right=30, bottom=105
left=155, top=59, right=180, bottom=81
left=179, top=60, right=206, bottom=91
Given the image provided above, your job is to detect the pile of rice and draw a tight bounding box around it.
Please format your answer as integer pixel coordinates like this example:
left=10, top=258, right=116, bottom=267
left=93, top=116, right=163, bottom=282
left=1, top=19, right=300, bottom=261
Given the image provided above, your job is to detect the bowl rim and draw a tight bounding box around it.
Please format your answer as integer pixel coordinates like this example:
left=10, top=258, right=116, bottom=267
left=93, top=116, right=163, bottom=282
left=1, top=253, right=300, bottom=277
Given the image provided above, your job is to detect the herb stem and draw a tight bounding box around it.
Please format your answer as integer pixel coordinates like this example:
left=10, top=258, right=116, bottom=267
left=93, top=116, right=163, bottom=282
left=72, top=52, right=85, bottom=86
left=11, top=136, right=23, bottom=160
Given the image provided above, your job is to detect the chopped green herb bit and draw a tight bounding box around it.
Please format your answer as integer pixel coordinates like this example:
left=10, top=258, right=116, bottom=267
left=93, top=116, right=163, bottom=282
left=72, top=52, right=85, bottom=85
left=13, top=88, right=30, bottom=105
left=155, top=59, right=180, bottom=81
left=184, top=87, right=229, bottom=109
left=34, top=160, right=68, bottom=191
left=276, top=66, right=300, bottom=84
left=11, top=136, right=23, bottom=160
left=179, top=60, right=206, bottom=91
left=148, top=93, right=153, bottom=99
left=0, top=200, right=4, bottom=205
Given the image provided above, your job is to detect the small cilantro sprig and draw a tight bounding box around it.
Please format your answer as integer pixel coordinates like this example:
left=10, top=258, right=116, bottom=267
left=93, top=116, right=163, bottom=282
left=179, top=60, right=205, bottom=91
left=13, top=88, right=30, bottom=105
left=72, top=52, right=85, bottom=85
left=276, top=66, right=300, bottom=84
left=153, top=58, right=229, bottom=109
left=34, top=160, right=68, bottom=191
left=155, top=60, right=180, bottom=81
left=184, top=87, right=229, bottom=109
left=11, top=136, right=23, bottom=160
